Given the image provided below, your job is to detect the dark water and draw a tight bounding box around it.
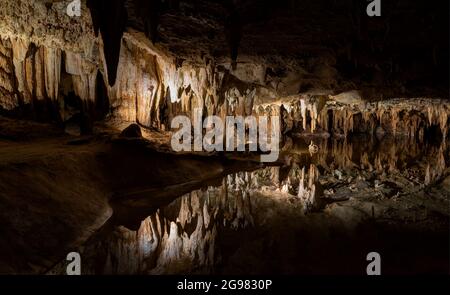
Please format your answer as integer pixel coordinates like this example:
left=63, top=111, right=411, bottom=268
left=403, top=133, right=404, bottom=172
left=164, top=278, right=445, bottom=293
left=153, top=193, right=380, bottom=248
left=71, top=136, right=449, bottom=275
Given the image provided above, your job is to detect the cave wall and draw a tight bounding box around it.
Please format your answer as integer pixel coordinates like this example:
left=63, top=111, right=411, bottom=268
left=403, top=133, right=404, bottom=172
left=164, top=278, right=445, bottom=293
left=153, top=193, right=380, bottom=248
left=0, top=0, right=448, bottom=139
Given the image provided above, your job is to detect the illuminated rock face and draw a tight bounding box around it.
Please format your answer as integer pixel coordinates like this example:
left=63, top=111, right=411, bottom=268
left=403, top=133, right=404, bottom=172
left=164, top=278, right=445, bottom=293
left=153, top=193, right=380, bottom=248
left=0, top=35, right=447, bottom=139
left=0, top=38, right=16, bottom=110
left=273, top=97, right=450, bottom=140
left=0, top=1, right=448, bottom=138
left=0, top=37, right=62, bottom=114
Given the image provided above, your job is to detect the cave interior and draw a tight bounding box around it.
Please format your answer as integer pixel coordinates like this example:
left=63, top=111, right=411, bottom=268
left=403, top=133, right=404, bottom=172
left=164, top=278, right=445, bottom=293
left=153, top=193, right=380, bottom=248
left=0, top=0, right=448, bottom=275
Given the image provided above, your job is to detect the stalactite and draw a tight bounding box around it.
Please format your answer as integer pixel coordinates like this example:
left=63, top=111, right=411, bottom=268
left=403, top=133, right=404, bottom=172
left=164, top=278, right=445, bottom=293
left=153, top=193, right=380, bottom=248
left=87, top=0, right=127, bottom=86
left=132, top=0, right=163, bottom=43
left=2, top=29, right=449, bottom=141
left=347, top=109, right=354, bottom=135
left=65, top=51, right=97, bottom=102
left=225, top=6, right=242, bottom=69
left=10, top=37, right=30, bottom=103
left=376, top=107, right=385, bottom=125
left=427, top=106, right=434, bottom=126
left=308, top=101, right=318, bottom=132
left=300, top=98, right=307, bottom=131
left=391, top=109, right=399, bottom=136
left=332, top=109, right=340, bottom=133
left=5, top=39, right=63, bottom=111
left=438, top=108, right=448, bottom=139
left=276, top=98, right=450, bottom=141
left=43, top=47, right=61, bottom=101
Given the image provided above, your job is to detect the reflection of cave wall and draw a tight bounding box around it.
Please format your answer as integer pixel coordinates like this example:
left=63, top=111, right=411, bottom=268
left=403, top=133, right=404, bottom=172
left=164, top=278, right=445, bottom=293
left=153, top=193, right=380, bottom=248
left=81, top=170, right=261, bottom=274
left=80, top=136, right=448, bottom=274
left=48, top=135, right=449, bottom=274
left=285, top=136, right=448, bottom=190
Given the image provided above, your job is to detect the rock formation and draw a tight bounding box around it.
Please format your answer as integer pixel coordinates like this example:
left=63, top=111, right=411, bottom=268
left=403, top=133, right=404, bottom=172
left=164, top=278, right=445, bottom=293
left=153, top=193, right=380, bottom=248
left=0, top=1, right=447, bottom=139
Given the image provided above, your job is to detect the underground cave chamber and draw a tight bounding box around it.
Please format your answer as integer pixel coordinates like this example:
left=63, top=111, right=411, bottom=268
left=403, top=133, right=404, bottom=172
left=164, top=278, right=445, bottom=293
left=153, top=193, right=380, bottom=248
left=0, top=0, right=449, bottom=275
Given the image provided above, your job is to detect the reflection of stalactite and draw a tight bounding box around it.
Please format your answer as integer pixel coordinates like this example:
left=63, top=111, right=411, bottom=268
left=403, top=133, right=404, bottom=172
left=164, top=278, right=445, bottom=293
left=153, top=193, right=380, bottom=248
left=67, top=136, right=448, bottom=275
left=277, top=161, right=321, bottom=213
left=424, top=144, right=447, bottom=186
left=224, top=171, right=261, bottom=228
left=330, top=139, right=354, bottom=169
left=86, top=168, right=288, bottom=274
left=287, top=134, right=449, bottom=187
left=97, top=189, right=219, bottom=274
left=297, top=164, right=319, bottom=213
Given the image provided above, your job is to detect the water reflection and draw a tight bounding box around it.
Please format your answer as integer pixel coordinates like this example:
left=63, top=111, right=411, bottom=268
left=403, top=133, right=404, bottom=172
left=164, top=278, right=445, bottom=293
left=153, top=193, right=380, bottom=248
left=77, top=136, right=449, bottom=274
left=284, top=135, right=448, bottom=186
